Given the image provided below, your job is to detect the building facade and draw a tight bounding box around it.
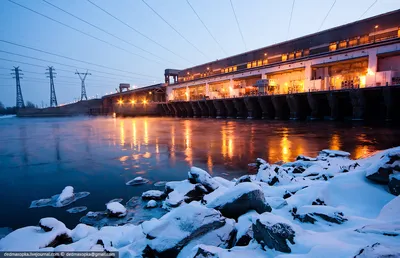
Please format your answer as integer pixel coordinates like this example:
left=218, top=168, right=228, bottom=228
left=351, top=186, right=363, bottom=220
left=165, top=9, right=400, bottom=101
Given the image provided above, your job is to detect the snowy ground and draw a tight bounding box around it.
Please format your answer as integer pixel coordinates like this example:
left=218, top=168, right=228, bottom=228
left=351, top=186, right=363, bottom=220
left=1, top=147, right=399, bottom=257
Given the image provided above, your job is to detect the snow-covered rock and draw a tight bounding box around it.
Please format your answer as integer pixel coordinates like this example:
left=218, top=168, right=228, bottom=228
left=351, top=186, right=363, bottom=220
left=388, top=173, right=400, bottom=196
left=377, top=195, right=400, bottom=221
left=146, top=200, right=157, bottom=209
left=142, top=202, right=226, bottom=257
left=188, top=167, right=219, bottom=192
left=106, top=202, right=127, bottom=218
left=0, top=218, right=72, bottom=251
left=252, top=213, right=296, bottom=253
left=354, top=242, right=400, bottom=257
left=292, top=205, right=347, bottom=224
left=164, top=180, right=206, bottom=209
left=319, top=149, right=350, bottom=158
left=141, top=190, right=166, bottom=200
left=207, top=182, right=271, bottom=219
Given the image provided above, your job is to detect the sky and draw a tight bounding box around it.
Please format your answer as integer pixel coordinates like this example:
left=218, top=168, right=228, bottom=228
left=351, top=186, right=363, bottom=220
left=0, top=0, right=399, bottom=107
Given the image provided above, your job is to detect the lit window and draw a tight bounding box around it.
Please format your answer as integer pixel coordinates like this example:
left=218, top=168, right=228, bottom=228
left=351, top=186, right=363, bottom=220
left=339, top=41, right=347, bottom=49
left=247, top=62, right=251, bottom=68
left=233, top=66, right=237, bottom=71
left=252, top=61, right=257, bottom=67
left=282, top=54, right=288, bottom=61
left=295, top=51, right=302, bottom=58
left=257, top=60, right=262, bottom=66
left=329, top=43, right=337, bottom=51
left=289, top=53, right=295, bottom=59
left=229, top=67, right=233, bottom=72
left=263, top=59, right=268, bottom=65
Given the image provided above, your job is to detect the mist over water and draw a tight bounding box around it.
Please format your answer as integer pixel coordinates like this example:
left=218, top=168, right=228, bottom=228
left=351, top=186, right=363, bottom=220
left=0, top=116, right=399, bottom=229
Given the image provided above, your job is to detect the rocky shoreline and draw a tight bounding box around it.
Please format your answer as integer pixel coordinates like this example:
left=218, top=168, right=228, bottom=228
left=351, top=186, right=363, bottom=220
left=0, top=148, right=399, bottom=257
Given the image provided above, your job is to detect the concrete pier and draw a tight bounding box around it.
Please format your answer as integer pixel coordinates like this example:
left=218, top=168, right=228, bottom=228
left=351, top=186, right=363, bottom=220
left=223, top=99, right=237, bottom=118
left=258, top=96, right=275, bottom=119
left=233, top=99, right=247, bottom=119
left=213, top=99, right=227, bottom=118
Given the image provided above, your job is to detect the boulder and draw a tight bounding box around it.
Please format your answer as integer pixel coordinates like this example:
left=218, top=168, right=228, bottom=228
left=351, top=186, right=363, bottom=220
left=252, top=214, right=295, bottom=253
left=164, top=180, right=197, bottom=208
left=106, top=202, right=127, bottom=218
left=233, top=211, right=258, bottom=247
left=235, top=175, right=252, bottom=185
left=206, top=182, right=271, bottom=220
left=388, top=174, right=400, bottom=196
left=184, top=183, right=209, bottom=203
left=141, top=190, right=166, bottom=200
left=292, top=205, right=347, bottom=224
left=296, top=155, right=317, bottom=161
left=188, top=167, right=219, bottom=192
left=366, top=151, right=400, bottom=184
left=354, top=242, right=400, bottom=258
left=142, top=202, right=226, bottom=257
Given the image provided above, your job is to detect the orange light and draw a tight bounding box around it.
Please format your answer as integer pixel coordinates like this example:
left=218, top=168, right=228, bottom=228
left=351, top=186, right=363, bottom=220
left=207, top=67, right=210, bottom=70
left=143, top=100, right=148, bottom=104
left=374, top=25, right=379, bottom=29
left=149, top=91, right=152, bottom=95
left=118, top=99, right=123, bottom=105
left=130, top=99, right=135, bottom=105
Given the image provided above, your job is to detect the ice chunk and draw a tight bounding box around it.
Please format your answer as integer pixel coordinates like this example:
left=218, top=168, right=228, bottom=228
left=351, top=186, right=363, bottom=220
left=126, top=177, right=149, bottom=186
left=66, top=207, right=87, bottom=214
left=154, top=181, right=167, bottom=187
left=29, top=187, right=90, bottom=208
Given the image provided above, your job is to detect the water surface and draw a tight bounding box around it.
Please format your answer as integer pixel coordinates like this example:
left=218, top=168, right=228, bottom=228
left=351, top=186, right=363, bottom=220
left=0, top=116, right=399, bottom=229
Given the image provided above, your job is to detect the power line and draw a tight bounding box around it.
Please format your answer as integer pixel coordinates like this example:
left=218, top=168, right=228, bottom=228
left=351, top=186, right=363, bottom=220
left=86, top=0, right=192, bottom=66
left=359, top=0, right=378, bottom=19
left=287, top=0, right=296, bottom=40
left=42, top=0, right=177, bottom=67
left=229, top=0, right=247, bottom=51
left=186, top=0, right=227, bottom=56
left=0, top=40, right=158, bottom=79
left=141, top=0, right=208, bottom=59
left=7, top=0, right=164, bottom=67
left=0, top=51, right=158, bottom=82
left=318, top=0, right=336, bottom=31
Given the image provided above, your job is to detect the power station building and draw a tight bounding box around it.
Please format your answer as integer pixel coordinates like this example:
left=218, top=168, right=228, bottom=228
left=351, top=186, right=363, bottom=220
left=164, top=9, right=400, bottom=101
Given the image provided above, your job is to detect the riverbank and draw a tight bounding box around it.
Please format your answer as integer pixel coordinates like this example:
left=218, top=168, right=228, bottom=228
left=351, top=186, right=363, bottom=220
left=1, top=147, right=399, bottom=257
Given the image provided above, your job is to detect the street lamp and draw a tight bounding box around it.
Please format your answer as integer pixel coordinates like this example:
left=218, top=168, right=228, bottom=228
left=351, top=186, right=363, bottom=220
left=374, top=25, right=379, bottom=42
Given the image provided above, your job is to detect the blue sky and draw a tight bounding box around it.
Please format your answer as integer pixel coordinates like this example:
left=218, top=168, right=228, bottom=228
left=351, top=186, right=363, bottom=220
left=0, top=0, right=399, bottom=107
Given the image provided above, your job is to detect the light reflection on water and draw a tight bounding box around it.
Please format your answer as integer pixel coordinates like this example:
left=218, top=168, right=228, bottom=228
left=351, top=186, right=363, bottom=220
left=0, top=116, right=399, bottom=230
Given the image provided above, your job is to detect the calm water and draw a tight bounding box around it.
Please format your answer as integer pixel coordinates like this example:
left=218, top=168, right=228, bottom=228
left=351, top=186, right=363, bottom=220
left=1, top=116, right=400, bottom=230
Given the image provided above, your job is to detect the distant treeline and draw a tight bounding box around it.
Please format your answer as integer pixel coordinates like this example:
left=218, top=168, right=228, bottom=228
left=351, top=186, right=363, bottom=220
left=0, top=101, right=36, bottom=115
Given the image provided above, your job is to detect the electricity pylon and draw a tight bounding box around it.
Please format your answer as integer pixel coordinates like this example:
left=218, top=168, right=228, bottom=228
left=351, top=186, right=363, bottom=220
left=75, top=70, right=91, bottom=101
left=11, top=66, right=25, bottom=108
left=46, top=66, right=58, bottom=107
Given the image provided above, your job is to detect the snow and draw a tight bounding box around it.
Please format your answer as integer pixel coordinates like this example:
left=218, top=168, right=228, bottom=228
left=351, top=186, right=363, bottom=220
left=126, top=177, right=149, bottom=186
left=106, top=202, right=127, bottom=217
left=141, top=190, right=165, bottom=199
left=188, top=166, right=219, bottom=191
left=146, top=200, right=157, bottom=208
left=3, top=147, right=400, bottom=257
left=57, top=186, right=74, bottom=205
left=206, top=182, right=262, bottom=209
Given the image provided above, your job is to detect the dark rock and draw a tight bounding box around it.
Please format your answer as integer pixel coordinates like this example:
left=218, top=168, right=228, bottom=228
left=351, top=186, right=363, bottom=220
left=354, top=242, right=400, bottom=258
left=252, top=219, right=295, bottom=253
left=192, top=245, right=220, bottom=258
left=388, top=176, right=400, bottom=196
left=268, top=176, right=279, bottom=186
left=292, top=166, right=306, bottom=174
left=207, top=183, right=271, bottom=220
left=234, top=231, right=253, bottom=246
left=292, top=207, right=347, bottom=224
left=46, top=233, right=73, bottom=248
left=39, top=222, right=53, bottom=232
left=366, top=167, right=393, bottom=184
left=296, top=155, right=317, bottom=161
left=184, top=183, right=209, bottom=203
left=291, top=207, right=316, bottom=224
left=312, top=199, right=326, bottom=206
left=235, top=175, right=252, bottom=185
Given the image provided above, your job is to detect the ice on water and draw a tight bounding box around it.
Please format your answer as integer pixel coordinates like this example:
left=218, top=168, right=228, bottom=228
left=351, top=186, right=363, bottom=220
left=29, top=186, right=90, bottom=208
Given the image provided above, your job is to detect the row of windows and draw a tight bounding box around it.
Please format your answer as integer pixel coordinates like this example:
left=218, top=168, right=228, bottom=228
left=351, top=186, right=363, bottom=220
left=177, top=29, right=399, bottom=84
left=222, top=66, right=237, bottom=73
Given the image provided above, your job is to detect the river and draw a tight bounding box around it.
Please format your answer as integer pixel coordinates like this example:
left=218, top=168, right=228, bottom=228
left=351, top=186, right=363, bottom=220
left=0, top=116, right=399, bottom=230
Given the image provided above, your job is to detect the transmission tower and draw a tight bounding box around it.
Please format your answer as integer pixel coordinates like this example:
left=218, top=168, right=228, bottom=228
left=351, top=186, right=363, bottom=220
left=11, top=66, right=25, bottom=108
left=46, top=66, right=58, bottom=107
left=75, top=70, right=91, bottom=101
